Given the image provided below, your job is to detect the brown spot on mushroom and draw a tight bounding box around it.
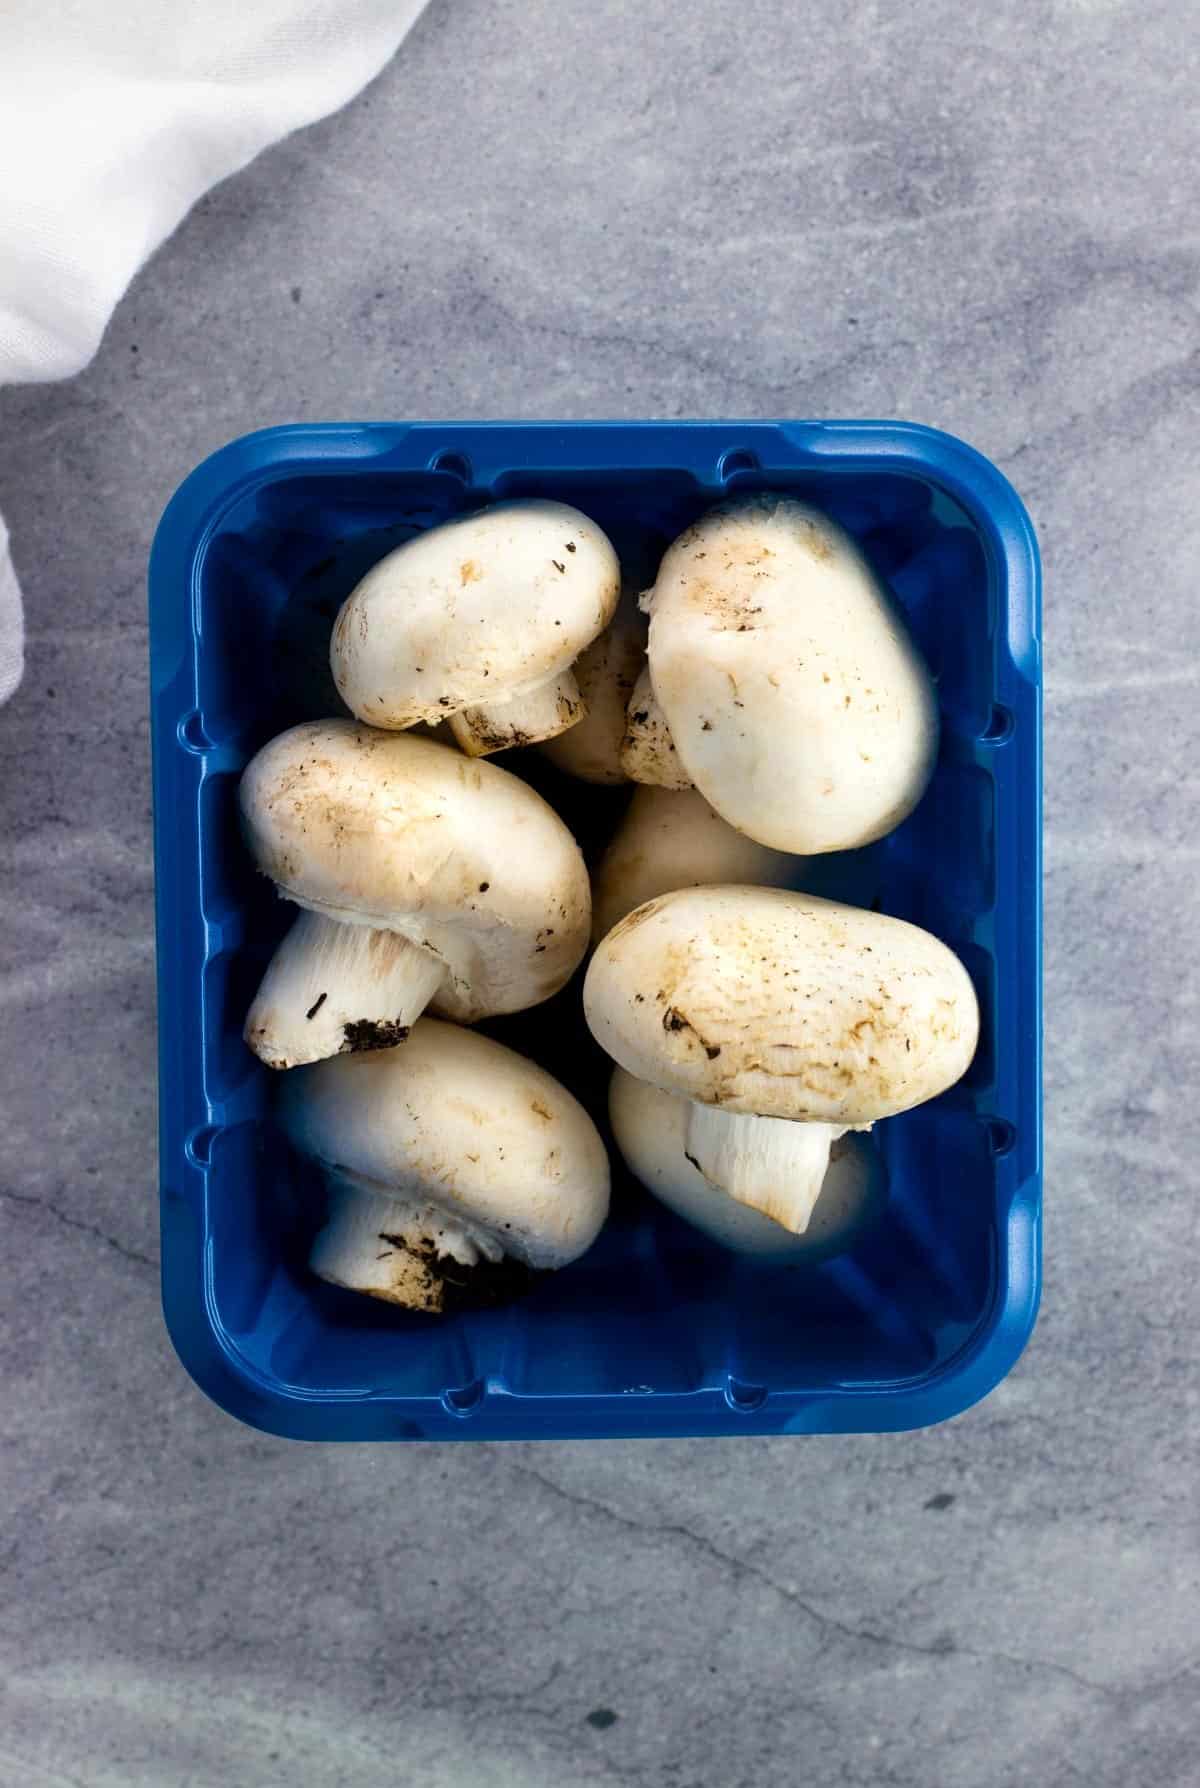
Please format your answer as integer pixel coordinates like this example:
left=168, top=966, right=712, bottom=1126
left=804, top=521, right=835, bottom=562
left=459, top=559, right=483, bottom=585
left=340, top=1018, right=411, bottom=1053
left=661, top=1006, right=721, bottom=1060
left=367, top=931, right=420, bottom=966
left=530, top=1098, right=554, bottom=1123
left=565, top=541, right=576, bottom=552
left=603, top=898, right=667, bottom=943
left=372, top=1235, right=539, bottom=1314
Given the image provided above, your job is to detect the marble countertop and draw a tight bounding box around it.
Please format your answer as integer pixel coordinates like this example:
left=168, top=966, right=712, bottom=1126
left=1, top=1, right=1196, bottom=1783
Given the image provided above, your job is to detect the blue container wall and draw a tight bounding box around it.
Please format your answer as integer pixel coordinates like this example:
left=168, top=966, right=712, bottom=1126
left=149, top=421, right=1042, bottom=1441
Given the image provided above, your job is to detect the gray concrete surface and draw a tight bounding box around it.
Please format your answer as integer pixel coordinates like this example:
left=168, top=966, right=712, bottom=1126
left=1, top=0, right=1197, bottom=1783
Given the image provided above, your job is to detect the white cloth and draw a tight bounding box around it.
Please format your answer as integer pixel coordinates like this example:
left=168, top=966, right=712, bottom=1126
left=0, top=0, right=431, bottom=704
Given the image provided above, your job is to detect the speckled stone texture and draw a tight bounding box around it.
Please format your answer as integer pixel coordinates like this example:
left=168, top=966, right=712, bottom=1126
left=1, top=1, right=1197, bottom=1784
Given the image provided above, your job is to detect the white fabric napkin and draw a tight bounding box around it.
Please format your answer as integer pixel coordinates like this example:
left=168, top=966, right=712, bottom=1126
left=0, top=0, right=432, bottom=704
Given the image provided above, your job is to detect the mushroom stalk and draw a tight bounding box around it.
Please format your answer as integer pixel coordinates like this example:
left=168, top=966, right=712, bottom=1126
left=620, top=665, right=692, bottom=789
left=448, top=667, right=584, bottom=757
left=310, top=1173, right=511, bottom=1314
left=682, top=1102, right=850, bottom=1236
left=245, top=910, right=446, bottom=1071
left=538, top=583, right=647, bottom=784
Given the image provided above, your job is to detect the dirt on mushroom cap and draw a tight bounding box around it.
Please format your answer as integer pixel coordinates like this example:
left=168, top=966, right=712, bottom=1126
left=239, top=722, right=591, bottom=1020
left=330, top=500, right=621, bottom=728
left=642, top=496, right=938, bottom=854
left=583, top=884, right=978, bottom=1125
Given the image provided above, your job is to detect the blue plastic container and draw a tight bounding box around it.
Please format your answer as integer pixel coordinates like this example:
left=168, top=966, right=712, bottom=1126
left=149, top=421, right=1042, bottom=1441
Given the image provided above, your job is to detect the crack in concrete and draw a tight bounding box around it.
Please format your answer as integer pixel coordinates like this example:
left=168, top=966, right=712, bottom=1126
left=0, top=1186, right=156, bottom=1271
left=510, top=1462, right=1164, bottom=1702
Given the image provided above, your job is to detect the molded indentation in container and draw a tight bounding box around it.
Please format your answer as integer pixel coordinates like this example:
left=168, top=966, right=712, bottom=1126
left=185, top=1125, right=218, bottom=1168
left=718, top=446, right=761, bottom=482
left=443, top=1380, right=487, bottom=1417
left=725, top=1378, right=768, bottom=1413
left=178, top=710, right=213, bottom=753
left=428, top=450, right=472, bottom=483
left=985, top=1117, right=1017, bottom=1156
left=981, top=704, right=1014, bottom=743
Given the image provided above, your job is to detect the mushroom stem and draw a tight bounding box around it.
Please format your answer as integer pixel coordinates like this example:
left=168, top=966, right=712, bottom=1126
left=448, top=668, right=584, bottom=757
left=310, top=1174, right=508, bottom=1314
left=537, top=586, right=647, bottom=784
left=244, top=910, right=446, bottom=1071
left=682, top=1102, right=850, bottom=1236
left=620, top=665, right=692, bottom=789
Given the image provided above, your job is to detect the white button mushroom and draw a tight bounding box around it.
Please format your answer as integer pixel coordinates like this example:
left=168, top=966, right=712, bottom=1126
left=583, top=885, right=978, bottom=1237
left=609, top=1067, right=886, bottom=1259
left=279, top=1018, right=611, bottom=1313
left=591, top=784, right=801, bottom=945
left=591, top=786, right=882, bottom=946
left=629, top=496, right=939, bottom=852
left=537, top=584, right=646, bottom=784
left=330, top=499, right=621, bottom=756
left=240, top=721, right=591, bottom=1070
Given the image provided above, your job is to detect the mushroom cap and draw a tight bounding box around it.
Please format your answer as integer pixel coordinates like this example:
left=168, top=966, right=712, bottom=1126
left=331, top=499, right=621, bottom=728
left=591, top=784, right=801, bottom=945
left=279, top=1019, right=611, bottom=1270
left=642, top=496, right=938, bottom=852
left=583, top=884, right=979, bottom=1125
left=240, top=721, right=591, bottom=1021
left=609, top=1068, right=886, bottom=1259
